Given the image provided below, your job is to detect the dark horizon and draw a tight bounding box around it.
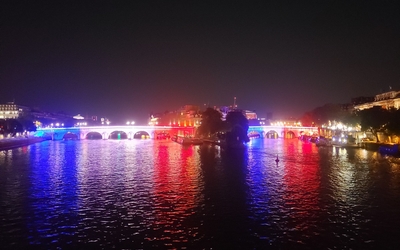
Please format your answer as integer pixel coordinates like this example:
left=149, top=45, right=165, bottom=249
left=1, top=1, right=399, bottom=125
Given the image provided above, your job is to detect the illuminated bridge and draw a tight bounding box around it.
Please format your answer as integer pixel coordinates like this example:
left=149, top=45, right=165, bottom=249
left=248, top=126, right=318, bottom=139
left=34, top=125, right=318, bottom=140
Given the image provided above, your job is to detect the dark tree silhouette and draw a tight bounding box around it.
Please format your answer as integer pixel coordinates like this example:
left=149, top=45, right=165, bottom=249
left=197, top=108, right=224, bottom=138
left=301, top=103, right=358, bottom=127
left=0, top=119, right=23, bottom=136
left=17, top=113, right=37, bottom=132
left=225, top=110, right=250, bottom=143
left=358, top=107, right=391, bottom=142
left=382, top=108, right=400, bottom=138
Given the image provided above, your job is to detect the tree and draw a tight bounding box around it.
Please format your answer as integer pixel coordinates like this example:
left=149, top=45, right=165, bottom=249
left=358, top=107, right=391, bottom=142
left=17, top=112, right=37, bottom=132
left=340, top=112, right=360, bottom=127
left=300, top=111, right=314, bottom=127
left=300, top=103, right=357, bottom=127
left=0, top=119, right=23, bottom=136
left=383, top=108, right=400, bottom=138
left=197, top=108, right=224, bottom=138
left=225, top=110, right=250, bottom=143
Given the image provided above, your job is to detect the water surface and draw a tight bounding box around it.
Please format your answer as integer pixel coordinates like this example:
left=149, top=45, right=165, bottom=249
left=1, top=139, right=400, bottom=249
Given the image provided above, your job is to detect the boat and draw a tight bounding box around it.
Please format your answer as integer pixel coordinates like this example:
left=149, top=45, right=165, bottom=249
left=156, top=132, right=170, bottom=140
left=202, top=137, right=246, bottom=149
left=299, top=135, right=318, bottom=143
left=216, top=134, right=247, bottom=149
left=172, top=135, right=203, bottom=145
left=379, top=144, right=399, bottom=156
left=315, top=136, right=332, bottom=147
left=331, top=134, right=360, bottom=148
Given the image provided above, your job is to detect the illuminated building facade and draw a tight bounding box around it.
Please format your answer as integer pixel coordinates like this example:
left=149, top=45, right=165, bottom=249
left=0, top=102, right=30, bottom=119
left=354, top=90, right=400, bottom=110
left=243, top=110, right=257, bottom=120
left=149, top=105, right=202, bottom=127
left=149, top=104, right=263, bottom=127
left=0, top=102, right=79, bottom=128
left=270, top=119, right=302, bottom=127
left=218, top=106, right=260, bottom=122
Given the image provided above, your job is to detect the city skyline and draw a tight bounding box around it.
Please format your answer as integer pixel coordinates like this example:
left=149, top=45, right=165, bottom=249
left=1, top=1, right=399, bottom=125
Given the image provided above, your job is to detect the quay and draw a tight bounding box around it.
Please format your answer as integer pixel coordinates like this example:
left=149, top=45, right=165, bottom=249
left=0, top=137, right=49, bottom=151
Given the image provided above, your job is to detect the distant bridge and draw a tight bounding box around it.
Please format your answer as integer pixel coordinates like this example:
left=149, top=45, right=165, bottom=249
left=247, top=126, right=318, bottom=139
left=35, top=126, right=195, bottom=140
left=35, top=125, right=318, bottom=140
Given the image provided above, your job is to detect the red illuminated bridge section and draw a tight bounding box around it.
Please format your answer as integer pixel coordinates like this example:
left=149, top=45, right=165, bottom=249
left=34, top=125, right=318, bottom=140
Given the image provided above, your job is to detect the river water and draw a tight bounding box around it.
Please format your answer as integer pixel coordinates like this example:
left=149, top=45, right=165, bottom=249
left=1, top=138, right=400, bottom=249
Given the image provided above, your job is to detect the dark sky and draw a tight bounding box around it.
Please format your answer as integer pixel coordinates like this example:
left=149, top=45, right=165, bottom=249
left=1, top=1, right=399, bottom=124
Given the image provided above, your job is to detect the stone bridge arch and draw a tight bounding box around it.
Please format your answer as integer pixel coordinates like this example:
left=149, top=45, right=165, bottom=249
left=133, top=131, right=151, bottom=139
left=36, top=128, right=81, bottom=140
left=108, top=130, right=129, bottom=139
left=265, top=130, right=279, bottom=139
left=84, top=131, right=103, bottom=139
left=248, top=130, right=262, bottom=139
left=283, top=130, right=296, bottom=139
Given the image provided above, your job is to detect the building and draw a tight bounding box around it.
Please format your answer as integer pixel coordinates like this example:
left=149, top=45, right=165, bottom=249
left=149, top=105, right=202, bottom=127
left=243, top=110, right=257, bottom=120
left=351, top=96, right=375, bottom=106
left=233, top=109, right=261, bottom=125
left=150, top=104, right=262, bottom=127
left=0, top=102, right=81, bottom=128
left=354, top=90, right=400, bottom=110
left=270, top=119, right=302, bottom=127
left=0, top=102, right=31, bottom=119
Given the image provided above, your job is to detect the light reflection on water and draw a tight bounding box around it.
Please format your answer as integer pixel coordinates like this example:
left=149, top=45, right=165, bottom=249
left=1, top=139, right=400, bottom=249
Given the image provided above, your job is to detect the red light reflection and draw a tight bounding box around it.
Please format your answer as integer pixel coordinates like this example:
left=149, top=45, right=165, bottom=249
left=282, top=140, right=321, bottom=231
left=151, top=142, right=202, bottom=245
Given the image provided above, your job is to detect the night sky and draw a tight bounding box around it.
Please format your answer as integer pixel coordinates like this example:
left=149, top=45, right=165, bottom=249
left=1, top=1, right=399, bottom=124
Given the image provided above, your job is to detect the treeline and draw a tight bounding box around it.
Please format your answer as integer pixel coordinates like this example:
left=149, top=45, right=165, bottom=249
left=0, top=114, right=76, bottom=137
left=196, top=108, right=250, bottom=144
left=0, top=118, right=36, bottom=136
left=301, top=104, right=400, bottom=142
left=357, top=107, right=400, bottom=142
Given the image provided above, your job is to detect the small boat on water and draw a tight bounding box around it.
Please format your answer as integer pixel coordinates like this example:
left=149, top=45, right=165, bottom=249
left=172, top=135, right=203, bottom=145
left=202, top=138, right=246, bottom=149
left=379, top=144, right=399, bottom=156
left=299, top=135, right=318, bottom=143
left=218, top=140, right=246, bottom=149
left=316, top=136, right=332, bottom=147
left=331, top=135, right=360, bottom=148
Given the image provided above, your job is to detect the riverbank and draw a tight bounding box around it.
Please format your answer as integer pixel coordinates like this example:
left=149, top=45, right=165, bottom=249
left=360, top=142, right=381, bottom=151
left=0, top=137, right=49, bottom=151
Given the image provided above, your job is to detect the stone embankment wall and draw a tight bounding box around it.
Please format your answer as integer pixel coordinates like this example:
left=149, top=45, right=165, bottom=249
left=0, top=137, right=49, bottom=151
left=360, top=142, right=386, bottom=151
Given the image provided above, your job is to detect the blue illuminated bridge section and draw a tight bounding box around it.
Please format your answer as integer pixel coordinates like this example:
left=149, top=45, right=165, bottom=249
left=34, top=125, right=319, bottom=140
